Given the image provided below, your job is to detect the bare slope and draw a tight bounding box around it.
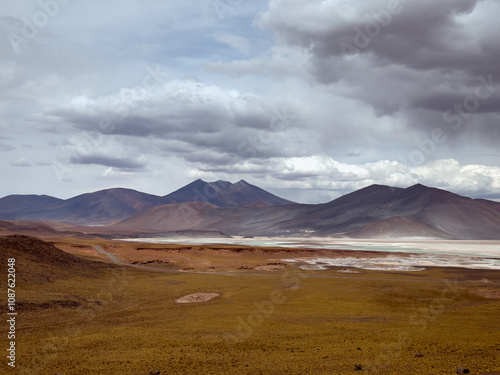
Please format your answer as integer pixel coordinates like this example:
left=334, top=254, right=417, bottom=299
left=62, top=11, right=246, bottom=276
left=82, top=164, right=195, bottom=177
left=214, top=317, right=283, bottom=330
left=0, top=188, right=166, bottom=225
left=347, top=217, right=454, bottom=239
left=0, top=194, right=64, bottom=219
left=2, top=183, right=499, bottom=239
left=163, top=179, right=294, bottom=207
left=0, top=180, right=293, bottom=225
left=113, top=201, right=219, bottom=232
left=0, top=235, right=112, bottom=284
left=114, top=184, right=500, bottom=239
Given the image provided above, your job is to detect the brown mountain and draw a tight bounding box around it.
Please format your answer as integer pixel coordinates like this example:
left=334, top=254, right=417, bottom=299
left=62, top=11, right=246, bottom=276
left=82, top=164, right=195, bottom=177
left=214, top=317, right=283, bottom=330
left=0, top=180, right=293, bottom=225
left=163, top=179, right=294, bottom=207
left=113, top=201, right=219, bottom=232
left=346, top=217, right=454, bottom=239
left=2, top=182, right=499, bottom=239
left=113, top=184, right=500, bottom=240
left=0, top=194, right=64, bottom=219
left=0, top=188, right=166, bottom=225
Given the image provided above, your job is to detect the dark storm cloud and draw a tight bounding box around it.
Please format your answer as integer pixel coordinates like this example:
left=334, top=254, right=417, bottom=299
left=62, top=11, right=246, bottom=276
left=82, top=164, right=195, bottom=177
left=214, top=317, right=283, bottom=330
left=69, top=154, right=146, bottom=170
left=45, top=79, right=306, bottom=168
left=260, top=0, right=494, bottom=76
left=412, top=90, right=500, bottom=114
left=256, top=0, right=500, bottom=148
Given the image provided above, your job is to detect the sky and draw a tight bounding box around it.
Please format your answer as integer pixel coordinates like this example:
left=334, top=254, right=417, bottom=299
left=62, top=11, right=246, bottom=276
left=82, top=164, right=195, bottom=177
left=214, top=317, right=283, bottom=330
left=1, top=0, right=499, bottom=203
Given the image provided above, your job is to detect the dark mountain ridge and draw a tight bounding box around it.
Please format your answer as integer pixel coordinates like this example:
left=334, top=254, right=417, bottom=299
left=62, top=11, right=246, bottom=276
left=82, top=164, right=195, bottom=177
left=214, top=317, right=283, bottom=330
left=163, top=179, right=293, bottom=207
left=113, top=183, right=500, bottom=240
left=0, top=180, right=294, bottom=224
left=1, top=182, right=499, bottom=239
left=0, top=188, right=165, bottom=225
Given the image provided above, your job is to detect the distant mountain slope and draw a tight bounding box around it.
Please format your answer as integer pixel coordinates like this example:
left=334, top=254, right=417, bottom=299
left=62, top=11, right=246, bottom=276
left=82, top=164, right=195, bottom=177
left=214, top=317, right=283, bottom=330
left=0, top=180, right=293, bottom=225
left=346, top=217, right=454, bottom=239
left=0, top=188, right=165, bottom=225
left=273, top=184, right=500, bottom=239
left=114, top=184, right=500, bottom=239
left=0, top=195, right=64, bottom=219
left=57, top=188, right=166, bottom=224
left=113, top=201, right=219, bottom=232
left=163, top=179, right=294, bottom=207
left=2, top=182, right=500, bottom=239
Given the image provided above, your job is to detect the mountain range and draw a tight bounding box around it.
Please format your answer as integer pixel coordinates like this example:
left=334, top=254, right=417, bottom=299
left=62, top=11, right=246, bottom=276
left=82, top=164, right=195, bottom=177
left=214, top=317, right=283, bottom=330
left=0, top=179, right=291, bottom=225
left=1, top=180, right=500, bottom=239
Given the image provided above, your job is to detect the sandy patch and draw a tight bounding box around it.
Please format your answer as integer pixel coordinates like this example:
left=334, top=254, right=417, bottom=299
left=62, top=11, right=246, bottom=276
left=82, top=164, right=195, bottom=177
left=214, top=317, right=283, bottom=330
left=175, top=293, right=220, bottom=304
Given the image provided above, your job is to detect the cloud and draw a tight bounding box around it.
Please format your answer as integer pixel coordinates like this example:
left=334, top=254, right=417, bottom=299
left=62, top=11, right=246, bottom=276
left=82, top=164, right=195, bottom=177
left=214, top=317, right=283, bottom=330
left=257, top=0, right=491, bottom=74
left=192, top=154, right=500, bottom=201
left=1, top=0, right=499, bottom=203
left=214, top=0, right=500, bottom=149
left=413, top=159, right=500, bottom=196
left=43, top=78, right=316, bottom=168
left=212, top=32, right=250, bottom=54
left=98, top=167, right=137, bottom=180
left=206, top=45, right=311, bottom=79
left=63, top=132, right=148, bottom=170
left=10, top=158, right=31, bottom=167
left=347, top=152, right=362, bottom=157
left=69, top=155, right=146, bottom=170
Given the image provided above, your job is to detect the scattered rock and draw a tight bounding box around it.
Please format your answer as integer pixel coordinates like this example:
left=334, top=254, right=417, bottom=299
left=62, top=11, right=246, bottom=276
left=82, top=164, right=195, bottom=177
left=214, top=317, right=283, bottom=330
left=354, top=364, right=362, bottom=370
left=479, top=278, right=490, bottom=283
left=357, top=347, right=362, bottom=351
left=149, top=370, right=160, bottom=375
left=415, top=353, right=424, bottom=357
left=238, top=266, right=251, bottom=270
left=457, top=367, right=470, bottom=374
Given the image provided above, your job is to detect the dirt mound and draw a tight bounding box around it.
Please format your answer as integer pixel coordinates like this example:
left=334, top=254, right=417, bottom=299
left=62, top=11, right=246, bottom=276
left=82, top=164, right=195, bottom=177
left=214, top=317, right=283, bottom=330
left=0, top=235, right=113, bottom=284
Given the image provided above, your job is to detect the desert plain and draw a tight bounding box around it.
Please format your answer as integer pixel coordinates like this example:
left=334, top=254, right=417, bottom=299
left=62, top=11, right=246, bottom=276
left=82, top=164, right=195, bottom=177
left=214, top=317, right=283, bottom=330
left=1, top=234, right=499, bottom=375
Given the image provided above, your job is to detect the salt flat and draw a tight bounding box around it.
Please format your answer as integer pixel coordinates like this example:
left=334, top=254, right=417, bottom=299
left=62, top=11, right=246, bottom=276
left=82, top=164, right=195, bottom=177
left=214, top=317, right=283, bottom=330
left=283, top=254, right=500, bottom=271
left=121, top=236, right=500, bottom=271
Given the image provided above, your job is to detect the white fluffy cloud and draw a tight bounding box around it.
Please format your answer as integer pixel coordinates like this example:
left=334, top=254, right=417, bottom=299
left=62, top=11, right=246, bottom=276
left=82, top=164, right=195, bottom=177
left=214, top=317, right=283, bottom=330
left=191, top=155, right=500, bottom=202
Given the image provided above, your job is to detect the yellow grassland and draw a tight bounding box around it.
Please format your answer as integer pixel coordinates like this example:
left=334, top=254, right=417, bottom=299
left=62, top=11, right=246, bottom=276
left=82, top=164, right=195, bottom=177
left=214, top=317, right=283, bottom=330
left=2, top=238, right=499, bottom=374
